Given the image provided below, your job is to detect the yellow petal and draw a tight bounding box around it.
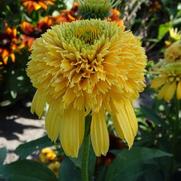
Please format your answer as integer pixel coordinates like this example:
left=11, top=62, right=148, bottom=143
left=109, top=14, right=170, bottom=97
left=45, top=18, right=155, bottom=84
left=159, top=82, right=176, bottom=101
left=91, top=109, right=109, bottom=156
left=31, top=90, right=46, bottom=118
left=151, top=77, right=166, bottom=89
left=59, top=108, right=85, bottom=157
left=177, top=81, right=181, bottom=99
left=111, top=99, right=136, bottom=148
left=123, top=99, right=138, bottom=137
left=45, top=104, right=62, bottom=142
left=63, top=88, right=76, bottom=108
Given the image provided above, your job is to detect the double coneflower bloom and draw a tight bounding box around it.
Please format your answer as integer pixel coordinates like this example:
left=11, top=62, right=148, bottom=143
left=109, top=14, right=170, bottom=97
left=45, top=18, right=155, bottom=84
left=27, top=20, right=146, bottom=157
left=151, top=41, right=181, bottom=101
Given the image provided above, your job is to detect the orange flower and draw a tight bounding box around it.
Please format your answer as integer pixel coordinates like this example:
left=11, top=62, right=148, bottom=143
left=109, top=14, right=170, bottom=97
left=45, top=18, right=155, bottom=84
left=37, top=16, right=54, bottom=31
left=21, top=17, right=54, bottom=49
left=21, top=0, right=55, bottom=13
left=0, top=25, right=23, bottom=65
left=54, top=2, right=79, bottom=23
left=109, top=9, right=124, bottom=28
left=20, top=22, right=36, bottom=49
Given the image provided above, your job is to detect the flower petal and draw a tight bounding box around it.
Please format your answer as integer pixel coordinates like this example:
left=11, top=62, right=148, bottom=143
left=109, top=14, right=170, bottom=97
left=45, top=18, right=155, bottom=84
left=151, top=77, right=166, bottom=89
left=31, top=90, right=46, bottom=118
left=159, top=82, right=176, bottom=101
left=111, top=99, right=137, bottom=148
left=91, top=109, right=109, bottom=156
left=177, top=81, right=181, bottom=99
left=45, top=104, right=62, bottom=142
left=59, top=108, right=85, bottom=157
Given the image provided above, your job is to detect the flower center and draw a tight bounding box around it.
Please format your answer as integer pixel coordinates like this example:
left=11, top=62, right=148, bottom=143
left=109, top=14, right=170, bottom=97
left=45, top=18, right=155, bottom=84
left=74, top=25, right=102, bottom=45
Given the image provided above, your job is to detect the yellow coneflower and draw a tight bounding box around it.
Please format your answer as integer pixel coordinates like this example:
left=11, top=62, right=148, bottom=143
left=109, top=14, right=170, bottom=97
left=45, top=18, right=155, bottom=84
left=169, top=28, right=181, bottom=41
left=27, top=20, right=147, bottom=157
left=151, top=62, right=181, bottom=101
left=164, top=40, right=181, bottom=63
left=21, top=0, right=55, bottom=13
left=165, top=28, right=181, bottom=47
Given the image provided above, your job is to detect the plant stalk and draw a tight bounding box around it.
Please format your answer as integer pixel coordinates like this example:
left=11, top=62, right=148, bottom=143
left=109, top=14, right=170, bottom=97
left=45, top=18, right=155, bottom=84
left=81, top=115, right=91, bottom=181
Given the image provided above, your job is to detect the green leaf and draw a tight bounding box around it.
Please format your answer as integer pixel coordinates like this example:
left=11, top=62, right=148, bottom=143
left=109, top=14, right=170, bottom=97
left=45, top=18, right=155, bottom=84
left=105, top=147, right=172, bottom=181
left=140, top=106, right=161, bottom=124
left=59, top=157, right=81, bottom=181
left=15, top=135, right=53, bottom=159
left=0, top=147, right=7, bottom=164
left=157, top=22, right=172, bottom=40
left=0, top=160, right=57, bottom=181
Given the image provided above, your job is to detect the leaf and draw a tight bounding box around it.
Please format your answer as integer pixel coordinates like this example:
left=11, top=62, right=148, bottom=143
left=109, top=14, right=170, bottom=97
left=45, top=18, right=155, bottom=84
left=96, top=165, right=108, bottom=181
left=105, top=147, right=172, bottom=181
left=157, top=22, right=172, bottom=40
left=140, top=106, right=161, bottom=124
left=15, top=135, right=53, bottom=159
left=0, top=147, right=7, bottom=164
left=0, top=160, right=57, bottom=181
left=58, top=157, right=81, bottom=181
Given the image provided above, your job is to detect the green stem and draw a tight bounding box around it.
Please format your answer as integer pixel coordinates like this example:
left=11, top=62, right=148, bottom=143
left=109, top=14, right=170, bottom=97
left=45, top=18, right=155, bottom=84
left=81, top=115, right=91, bottom=181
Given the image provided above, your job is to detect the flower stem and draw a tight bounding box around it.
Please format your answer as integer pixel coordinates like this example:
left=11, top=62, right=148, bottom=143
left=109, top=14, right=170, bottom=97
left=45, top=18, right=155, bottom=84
left=81, top=115, right=91, bottom=181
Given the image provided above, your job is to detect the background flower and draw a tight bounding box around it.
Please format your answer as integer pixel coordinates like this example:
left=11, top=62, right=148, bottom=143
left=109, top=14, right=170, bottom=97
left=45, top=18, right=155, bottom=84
left=151, top=62, right=181, bottom=101
left=21, top=0, right=55, bottom=12
left=164, top=40, right=181, bottom=63
left=0, top=25, right=23, bottom=64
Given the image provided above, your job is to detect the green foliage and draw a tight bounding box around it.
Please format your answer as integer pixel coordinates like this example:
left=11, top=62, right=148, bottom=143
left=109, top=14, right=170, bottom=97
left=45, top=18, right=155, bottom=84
left=15, top=135, right=53, bottom=159
left=0, top=49, right=33, bottom=106
left=0, top=147, right=7, bottom=164
left=59, top=157, right=81, bottom=181
left=105, top=147, right=172, bottom=181
left=0, top=160, right=57, bottom=181
left=158, top=22, right=172, bottom=40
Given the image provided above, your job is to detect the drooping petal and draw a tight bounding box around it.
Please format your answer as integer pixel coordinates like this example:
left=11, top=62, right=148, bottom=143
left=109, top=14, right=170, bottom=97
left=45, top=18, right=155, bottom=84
left=91, top=109, right=109, bottom=156
left=59, top=108, right=85, bottom=157
left=45, top=103, right=63, bottom=142
left=111, top=99, right=136, bottom=148
left=31, top=90, right=46, bottom=118
left=165, top=82, right=176, bottom=101
left=123, top=99, right=138, bottom=137
left=177, top=81, right=181, bottom=99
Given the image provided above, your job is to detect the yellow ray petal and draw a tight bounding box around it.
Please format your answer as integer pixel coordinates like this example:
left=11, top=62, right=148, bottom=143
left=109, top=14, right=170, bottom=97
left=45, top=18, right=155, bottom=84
left=45, top=103, right=63, bottom=142
left=151, top=77, right=166, bottom=89
left=59, top=108, right=85, bottom=157
left=91, top=109, right=109, bottom=156
left=31, top=90, right=46, bottom=118
left=123, top=99, right=138, bottom=137
left=111, top=99, right=135, bottom=148
left=164, top=82, right=176, bottom=101
left=177, top=81, right=181, bottom=99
